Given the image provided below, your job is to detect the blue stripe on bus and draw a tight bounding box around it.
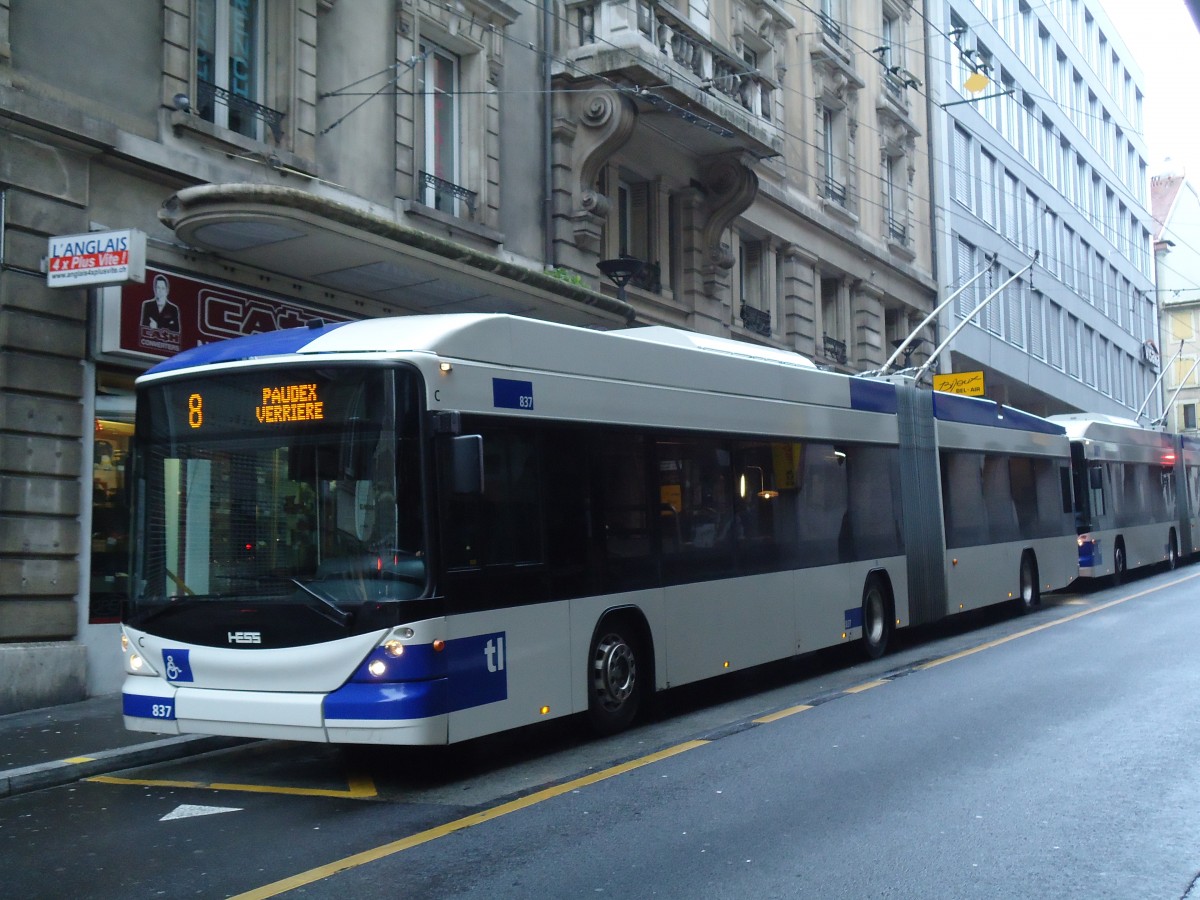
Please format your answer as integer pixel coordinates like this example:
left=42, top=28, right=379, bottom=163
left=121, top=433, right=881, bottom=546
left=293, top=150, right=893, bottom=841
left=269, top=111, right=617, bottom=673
left=932, top=391, right=1064, bottom=435
left=844, top=607, right=863, bottom=630
left=327, top=631, right=508, bottom=720
left=324, top=680, right=449, bottom=721
left=848, top=378, right=897, bottom=414
left=146, top=321, right=351, bottom=375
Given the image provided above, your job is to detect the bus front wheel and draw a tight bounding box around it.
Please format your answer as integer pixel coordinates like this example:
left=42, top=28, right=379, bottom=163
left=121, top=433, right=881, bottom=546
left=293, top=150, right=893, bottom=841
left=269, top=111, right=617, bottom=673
left=587, top=620, right=644, bottom=735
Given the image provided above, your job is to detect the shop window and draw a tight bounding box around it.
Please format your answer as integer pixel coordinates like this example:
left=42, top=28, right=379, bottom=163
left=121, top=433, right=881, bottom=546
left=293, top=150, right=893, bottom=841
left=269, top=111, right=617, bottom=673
left=90, top=371, right=137, bottom=623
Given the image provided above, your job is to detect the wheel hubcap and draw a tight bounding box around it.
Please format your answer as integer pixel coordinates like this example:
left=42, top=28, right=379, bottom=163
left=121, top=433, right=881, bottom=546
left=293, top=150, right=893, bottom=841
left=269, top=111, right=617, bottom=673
left=593, top=635, right=636, bottom=711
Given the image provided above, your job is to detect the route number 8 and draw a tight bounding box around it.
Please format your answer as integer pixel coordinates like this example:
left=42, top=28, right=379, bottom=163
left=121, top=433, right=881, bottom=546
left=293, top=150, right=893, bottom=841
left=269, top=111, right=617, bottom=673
left=188, top=393, right=203, bottom=429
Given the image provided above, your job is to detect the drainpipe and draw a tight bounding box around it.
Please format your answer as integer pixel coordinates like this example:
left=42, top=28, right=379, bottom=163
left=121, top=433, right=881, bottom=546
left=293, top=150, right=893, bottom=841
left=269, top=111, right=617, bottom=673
left=923, top=10, right=943, bottom=361
left=543, top=0, right=555, bottom=266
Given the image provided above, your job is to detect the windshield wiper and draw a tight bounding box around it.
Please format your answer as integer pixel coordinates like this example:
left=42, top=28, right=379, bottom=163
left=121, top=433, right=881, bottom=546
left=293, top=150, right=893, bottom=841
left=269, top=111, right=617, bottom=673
left=290, top=578, right=352, bottom=626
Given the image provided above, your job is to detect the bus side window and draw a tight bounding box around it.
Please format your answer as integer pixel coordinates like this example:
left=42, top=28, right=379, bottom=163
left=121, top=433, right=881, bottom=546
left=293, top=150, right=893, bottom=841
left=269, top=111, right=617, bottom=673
left=1088, top=464, right=1105, bottom=519
left=443, top=428, right=543, bottom=569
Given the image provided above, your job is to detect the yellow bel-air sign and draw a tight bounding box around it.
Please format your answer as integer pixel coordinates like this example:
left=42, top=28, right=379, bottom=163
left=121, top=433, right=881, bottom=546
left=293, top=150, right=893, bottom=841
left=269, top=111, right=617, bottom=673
left=933, top=370, right=985, bottom=396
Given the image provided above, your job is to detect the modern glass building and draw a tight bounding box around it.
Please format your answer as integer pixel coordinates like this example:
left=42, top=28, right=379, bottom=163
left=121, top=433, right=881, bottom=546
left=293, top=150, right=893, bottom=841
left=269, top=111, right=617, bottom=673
left=926, top=0, right=1159, bottom=420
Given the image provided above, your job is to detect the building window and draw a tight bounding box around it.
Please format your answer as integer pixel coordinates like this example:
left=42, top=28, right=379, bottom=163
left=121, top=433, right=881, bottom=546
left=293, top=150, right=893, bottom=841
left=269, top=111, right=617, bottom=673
left=821, top=275, right=847, bottom=363
left=1184, top=404, right=1197, bottom=431
left=420, top=42, right=469, bottom=216
left=953, top=126, right=974, bottom=209
left=196, top=0, right=269, bottom=140
left=822, top=107, right=847, bottom=206
left=954, top=237, right=977, bottom=320
left=820, top=0, right=843, bottom=43
left=885, top=153, right=907, bottom=244
left=618, top=179, right=651, bottom=260
left=600, top=169, right=661, bottom=293
left=738, top=238, right=771, bottom=336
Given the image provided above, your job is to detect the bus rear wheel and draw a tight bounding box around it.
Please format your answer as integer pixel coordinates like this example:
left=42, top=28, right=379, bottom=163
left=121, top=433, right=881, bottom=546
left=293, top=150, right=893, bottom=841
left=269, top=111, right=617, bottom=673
left=1017, top=551, right=1040, bottom=614
left=1112, top=539, right=1127, bottom=585
left=861, top=575, right=892, bottom=660
left=1168, top=532, right=1179, bottom=571
left=587, top=621, right=643, bottom=735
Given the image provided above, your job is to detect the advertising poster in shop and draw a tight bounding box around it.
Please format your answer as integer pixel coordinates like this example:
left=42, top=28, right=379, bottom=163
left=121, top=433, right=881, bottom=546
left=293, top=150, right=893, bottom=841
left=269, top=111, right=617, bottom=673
left=97, top=266, right=351, bottom=363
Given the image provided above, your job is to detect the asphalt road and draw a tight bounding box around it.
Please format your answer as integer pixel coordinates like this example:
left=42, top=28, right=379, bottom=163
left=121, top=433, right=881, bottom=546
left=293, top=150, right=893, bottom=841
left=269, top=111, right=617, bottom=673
left=4, top=566, right=1200, bottom=899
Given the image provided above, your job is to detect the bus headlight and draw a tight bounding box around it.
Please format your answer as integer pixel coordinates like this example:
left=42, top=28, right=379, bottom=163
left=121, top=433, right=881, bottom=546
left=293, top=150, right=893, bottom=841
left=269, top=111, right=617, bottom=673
left=126, top=652, right=158, bottom=676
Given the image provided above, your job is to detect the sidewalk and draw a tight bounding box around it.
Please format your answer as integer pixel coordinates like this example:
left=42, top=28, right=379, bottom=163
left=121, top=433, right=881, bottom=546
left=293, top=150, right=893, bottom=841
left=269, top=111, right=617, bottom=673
left=0, top=693, right=246, bottom=798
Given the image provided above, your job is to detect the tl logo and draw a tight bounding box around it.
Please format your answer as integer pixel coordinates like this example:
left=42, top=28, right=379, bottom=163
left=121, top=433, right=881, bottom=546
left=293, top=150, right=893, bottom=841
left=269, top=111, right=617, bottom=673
left=484, top=636, right=506, bottom=673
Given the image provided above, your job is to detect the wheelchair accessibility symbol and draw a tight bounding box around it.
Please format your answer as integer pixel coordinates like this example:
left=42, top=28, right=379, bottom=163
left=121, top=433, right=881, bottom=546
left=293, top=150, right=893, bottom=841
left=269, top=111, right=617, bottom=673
left=161, top=648, right=194, bottom=682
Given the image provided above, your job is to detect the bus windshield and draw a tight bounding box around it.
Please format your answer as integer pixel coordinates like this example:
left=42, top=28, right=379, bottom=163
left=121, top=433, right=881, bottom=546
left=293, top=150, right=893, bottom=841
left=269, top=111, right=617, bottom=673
left=128, top=366, right=425, bottom=625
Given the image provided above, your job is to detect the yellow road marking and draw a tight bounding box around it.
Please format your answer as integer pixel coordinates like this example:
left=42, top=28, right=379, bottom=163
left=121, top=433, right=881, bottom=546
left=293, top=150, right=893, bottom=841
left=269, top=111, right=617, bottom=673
left=65, top=756, right=96, bottom=764
left=753, top=703, right=814, bottom=724
left=844, top=679, right=887, bottom=694
left=228, top=740, right=709, bottom=900
left=87, top=773, right=378, bottom=799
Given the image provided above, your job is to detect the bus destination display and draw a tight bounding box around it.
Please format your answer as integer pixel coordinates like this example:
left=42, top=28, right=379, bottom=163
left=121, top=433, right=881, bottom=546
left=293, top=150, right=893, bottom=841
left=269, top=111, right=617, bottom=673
left=186, top=383, right=326, bottom=430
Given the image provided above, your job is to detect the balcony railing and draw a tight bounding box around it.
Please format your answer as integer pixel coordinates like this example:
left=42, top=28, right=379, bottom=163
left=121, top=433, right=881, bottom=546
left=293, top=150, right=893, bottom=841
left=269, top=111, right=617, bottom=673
left=197, top=79, right=286, bottom=143
left=818, top=11, right=843, bottom=45
left=888, top=217, right=908, bottom=244
left=420, top=171, right=478, bottom=216
left=740, top=303, right=771, bottom=337
left=824, top=177, right=847, bottom=207
left=823, top=333, right=847, bottom=364
left=567, top=0, right=776, bottom=124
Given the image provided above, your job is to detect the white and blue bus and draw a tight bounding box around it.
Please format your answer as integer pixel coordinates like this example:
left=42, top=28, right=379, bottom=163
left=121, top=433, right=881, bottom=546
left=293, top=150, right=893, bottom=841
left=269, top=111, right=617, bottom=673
left=121, top=314, right=1078, bottom=744
left=1049, top=414, right=1200, bottom=581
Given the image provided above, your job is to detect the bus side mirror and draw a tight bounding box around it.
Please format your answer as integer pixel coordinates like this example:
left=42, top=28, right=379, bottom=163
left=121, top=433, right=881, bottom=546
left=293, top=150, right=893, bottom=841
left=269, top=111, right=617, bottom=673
left=451, top=434, right=484, bottom=495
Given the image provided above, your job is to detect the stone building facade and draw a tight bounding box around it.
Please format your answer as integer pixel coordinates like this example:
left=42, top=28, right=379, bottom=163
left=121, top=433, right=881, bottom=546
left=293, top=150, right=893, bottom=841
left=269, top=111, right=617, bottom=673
left=0, top=0, right=935, bottom=712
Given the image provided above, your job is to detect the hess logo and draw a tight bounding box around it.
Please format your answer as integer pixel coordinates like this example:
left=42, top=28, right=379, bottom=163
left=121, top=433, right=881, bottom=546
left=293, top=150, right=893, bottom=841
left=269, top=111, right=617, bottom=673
left=228, top=631, right=262, bottom=645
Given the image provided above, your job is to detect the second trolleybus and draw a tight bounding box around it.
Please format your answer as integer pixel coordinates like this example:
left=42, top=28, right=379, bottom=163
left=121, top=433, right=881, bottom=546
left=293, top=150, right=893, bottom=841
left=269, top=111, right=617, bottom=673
left=1049, top=413, right=1200, bottom=581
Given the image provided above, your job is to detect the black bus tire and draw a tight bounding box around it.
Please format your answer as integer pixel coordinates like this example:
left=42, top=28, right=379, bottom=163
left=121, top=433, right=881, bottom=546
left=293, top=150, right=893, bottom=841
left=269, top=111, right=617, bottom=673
left=1112, top=538, right=1127, bottom=585
left=586, top=617, right=645, bottom=736
left=1017, top=550, right=1040, bottom=613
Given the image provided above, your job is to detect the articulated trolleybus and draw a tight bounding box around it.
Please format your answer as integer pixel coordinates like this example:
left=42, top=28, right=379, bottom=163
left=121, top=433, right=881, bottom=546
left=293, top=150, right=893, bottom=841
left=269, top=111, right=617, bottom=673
left=122, top=314, right=1078, bottom=745
left=1048, top=414, right=1200, bottom=581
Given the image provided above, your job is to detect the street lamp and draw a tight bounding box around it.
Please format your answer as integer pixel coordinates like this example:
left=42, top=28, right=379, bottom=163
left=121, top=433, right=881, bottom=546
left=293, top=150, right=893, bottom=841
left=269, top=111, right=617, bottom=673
left=597, top=256, right=646, bottom=303
left=890, top=337, right=927, bottom=369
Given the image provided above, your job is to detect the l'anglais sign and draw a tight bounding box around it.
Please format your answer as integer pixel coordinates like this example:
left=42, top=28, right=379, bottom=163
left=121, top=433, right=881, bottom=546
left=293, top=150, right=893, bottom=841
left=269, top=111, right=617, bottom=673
left=48, top=229, right=146, bottom=288
left=97, top=267, right=351, bottom=362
